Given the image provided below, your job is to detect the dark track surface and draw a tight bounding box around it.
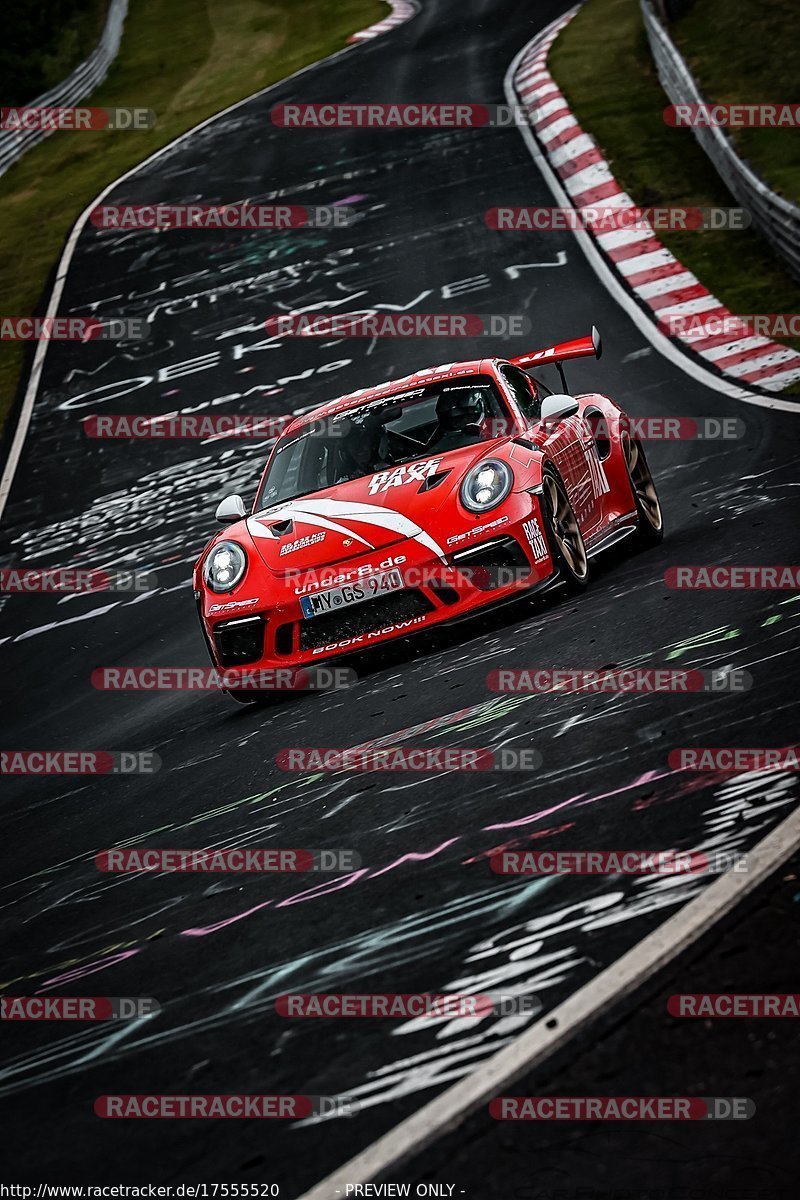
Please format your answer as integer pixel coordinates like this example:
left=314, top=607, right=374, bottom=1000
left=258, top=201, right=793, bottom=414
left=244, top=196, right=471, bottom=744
left=1, top=0, right=799, bottom=1192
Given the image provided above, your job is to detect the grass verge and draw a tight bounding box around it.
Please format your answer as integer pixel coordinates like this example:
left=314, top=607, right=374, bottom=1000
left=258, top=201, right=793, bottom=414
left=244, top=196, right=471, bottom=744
left=548, top=0, right=800, bottom=389
left=672, top=0, right=799, bottom=205
left=0, top=0, right=386, bottom=433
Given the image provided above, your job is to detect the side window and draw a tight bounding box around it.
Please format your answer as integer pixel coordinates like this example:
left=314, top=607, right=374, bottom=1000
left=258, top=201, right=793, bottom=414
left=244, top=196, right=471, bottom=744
left=499, top=364, right=541, bottom=424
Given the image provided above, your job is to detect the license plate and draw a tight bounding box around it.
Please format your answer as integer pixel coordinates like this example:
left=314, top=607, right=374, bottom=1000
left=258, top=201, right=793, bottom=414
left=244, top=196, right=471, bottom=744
left=300, top=569, right=404, bottom=619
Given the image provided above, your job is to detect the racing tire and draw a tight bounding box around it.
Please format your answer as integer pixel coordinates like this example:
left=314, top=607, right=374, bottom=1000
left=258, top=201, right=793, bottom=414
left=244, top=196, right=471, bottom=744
left=541, top=468, right=590, bottom=593
left=622, top=435, right=664, bottom=548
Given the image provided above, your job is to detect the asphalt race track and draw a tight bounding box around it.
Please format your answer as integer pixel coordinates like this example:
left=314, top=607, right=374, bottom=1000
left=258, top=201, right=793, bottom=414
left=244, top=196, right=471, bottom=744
left=1, top=0, right=799, bottom=1191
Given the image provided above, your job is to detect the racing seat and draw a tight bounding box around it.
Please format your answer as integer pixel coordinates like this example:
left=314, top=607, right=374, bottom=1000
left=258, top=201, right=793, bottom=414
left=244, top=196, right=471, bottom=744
left=427, top=389, right=486, bottom=454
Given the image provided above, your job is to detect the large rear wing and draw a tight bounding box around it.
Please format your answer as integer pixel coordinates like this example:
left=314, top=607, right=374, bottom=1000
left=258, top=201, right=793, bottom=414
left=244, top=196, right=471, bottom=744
left=509, top=326, right=602, bottom=368
left=509, top=327, right=602, bottom=384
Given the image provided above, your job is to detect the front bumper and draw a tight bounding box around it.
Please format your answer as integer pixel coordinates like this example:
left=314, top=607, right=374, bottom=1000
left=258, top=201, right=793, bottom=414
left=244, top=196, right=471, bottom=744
left=199, top=494, right=553, bottom=676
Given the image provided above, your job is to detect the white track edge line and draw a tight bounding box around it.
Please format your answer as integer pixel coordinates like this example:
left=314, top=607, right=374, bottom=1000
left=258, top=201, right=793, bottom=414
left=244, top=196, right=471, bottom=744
left=299, top=801, right=800, bottom=1199
left=502, top=23, right=800, bottom=415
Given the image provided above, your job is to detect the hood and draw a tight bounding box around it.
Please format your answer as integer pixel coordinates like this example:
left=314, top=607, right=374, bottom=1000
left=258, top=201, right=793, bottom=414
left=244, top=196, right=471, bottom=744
left=245, top=440, right=508, bottom=576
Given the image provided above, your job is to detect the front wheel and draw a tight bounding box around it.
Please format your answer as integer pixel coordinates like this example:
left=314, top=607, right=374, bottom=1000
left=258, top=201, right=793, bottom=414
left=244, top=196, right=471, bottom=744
left=541, top=469, right=590, bottom=592
left=623, top=435, right=664, bottom=547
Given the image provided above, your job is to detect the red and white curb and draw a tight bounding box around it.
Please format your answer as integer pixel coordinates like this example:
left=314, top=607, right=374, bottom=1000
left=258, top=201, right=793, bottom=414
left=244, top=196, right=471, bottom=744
left=348, top=0, right=418, bottom=42
left=511, top=7, right=800, bottom=395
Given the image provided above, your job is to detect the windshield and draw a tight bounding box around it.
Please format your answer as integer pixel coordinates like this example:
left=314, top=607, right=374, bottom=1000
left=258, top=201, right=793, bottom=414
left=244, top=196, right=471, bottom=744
left=255, top=374, right=514, bottom=510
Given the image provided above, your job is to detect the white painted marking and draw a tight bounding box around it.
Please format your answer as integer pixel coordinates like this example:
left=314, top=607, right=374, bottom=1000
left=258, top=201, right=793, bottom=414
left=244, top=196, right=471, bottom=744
left=701, top=336, right=772, bottom=361
left=595, top=226, right=654, bottom=252
left=563, top=162, right=616, bottom=196
left=616, top=248, right=679, bottom=277
left=0, top=5, right=415, bottom=522
left=549, top=132, right=595, bottom=167
left=723, top=348, right=799, bottom=376
left=298, top=803, right=800, bottom=1196
left=635, top=270, right=698, bottom=300
left=538, top=114, right=578, bottom=142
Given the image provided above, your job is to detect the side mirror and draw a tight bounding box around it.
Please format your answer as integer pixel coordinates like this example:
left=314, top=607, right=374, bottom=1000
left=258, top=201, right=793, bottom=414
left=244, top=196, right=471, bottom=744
left=215, top=494, right=247, bottom=523
left=539, top=394, right=579, bottom=424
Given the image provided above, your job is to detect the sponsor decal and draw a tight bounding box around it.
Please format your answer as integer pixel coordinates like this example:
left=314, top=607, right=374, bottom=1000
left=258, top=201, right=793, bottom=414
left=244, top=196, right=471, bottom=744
left=368, top=459, right=442, bottom=495
left=522, top=516, right=549, bottom=562
left=446, top=515, right=510, bottom=546
left=279, top=532, right=326, bottom=556
left=310, top=613, right=428, bottom=653
left=207, top=598, right=260, bottom=614
left=293, top=555, right=407, bottom=596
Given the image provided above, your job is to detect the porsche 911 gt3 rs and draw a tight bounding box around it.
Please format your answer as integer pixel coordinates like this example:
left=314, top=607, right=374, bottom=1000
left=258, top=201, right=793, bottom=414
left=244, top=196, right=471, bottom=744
left=193, top=329, right=663, bottom=702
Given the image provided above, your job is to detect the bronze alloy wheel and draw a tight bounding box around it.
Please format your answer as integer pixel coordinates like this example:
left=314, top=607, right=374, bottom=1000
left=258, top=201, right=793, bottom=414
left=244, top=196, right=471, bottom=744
left=623, top=435, right=664, bottom=545
left=542, top=470, right=589, bottom=590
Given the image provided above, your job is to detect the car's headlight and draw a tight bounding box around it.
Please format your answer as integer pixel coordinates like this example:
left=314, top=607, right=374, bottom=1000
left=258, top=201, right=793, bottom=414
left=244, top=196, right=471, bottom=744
left=204, top=541, right=247, bottom=592
left=460, top=460, right=513, bottom=513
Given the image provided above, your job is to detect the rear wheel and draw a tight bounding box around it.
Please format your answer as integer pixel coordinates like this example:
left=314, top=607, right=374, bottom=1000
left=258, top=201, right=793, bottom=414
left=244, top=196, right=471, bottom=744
left=623, top=435, right=663, bottom=547
left=541, top=469, right=589, bottom=592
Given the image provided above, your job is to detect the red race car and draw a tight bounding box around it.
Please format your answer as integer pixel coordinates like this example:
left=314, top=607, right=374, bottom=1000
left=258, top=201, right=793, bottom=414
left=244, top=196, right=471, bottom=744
left=194, top=329, right=663, bottom=703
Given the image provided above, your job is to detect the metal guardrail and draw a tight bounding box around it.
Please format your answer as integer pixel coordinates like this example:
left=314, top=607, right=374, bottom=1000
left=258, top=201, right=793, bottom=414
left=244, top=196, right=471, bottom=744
left=0, top=0, right=129, bottom=179
left=641, top=0, right=800, bottom=283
